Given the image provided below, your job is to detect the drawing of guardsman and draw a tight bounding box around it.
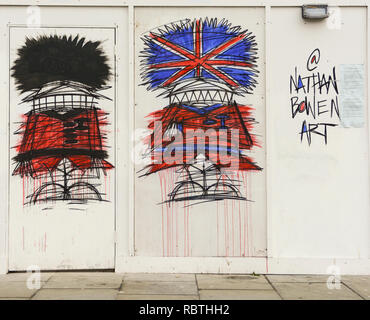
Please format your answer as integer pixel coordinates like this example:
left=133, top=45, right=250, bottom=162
left=140, top=18, right=261, bottom=203
left=11, top=35, right=113, bottom=204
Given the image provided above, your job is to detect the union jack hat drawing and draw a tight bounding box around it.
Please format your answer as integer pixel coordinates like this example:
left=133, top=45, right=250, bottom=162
left=140, top=18, right=258, bottom=96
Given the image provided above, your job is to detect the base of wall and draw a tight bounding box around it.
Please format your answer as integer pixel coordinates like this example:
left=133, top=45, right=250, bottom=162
left=0, top=256, right=8, bottom=274
left=116, top=256, right=370, bottom=275
left=268, top=257, right=370, bottom=275
left=116, top=256, right=267, bottom=274
left=1, top=256, right=369, bottom=275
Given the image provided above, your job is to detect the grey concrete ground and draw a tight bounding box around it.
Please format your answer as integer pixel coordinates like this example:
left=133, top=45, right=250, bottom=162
left=0, top=272, right=369, bottom=300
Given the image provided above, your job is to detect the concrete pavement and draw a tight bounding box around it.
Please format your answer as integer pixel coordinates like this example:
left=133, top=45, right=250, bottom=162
left=0, top=272, right=368, bottom=300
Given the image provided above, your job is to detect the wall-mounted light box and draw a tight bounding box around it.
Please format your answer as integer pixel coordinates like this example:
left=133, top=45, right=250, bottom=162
left=302, top=5, right=329, bottom=19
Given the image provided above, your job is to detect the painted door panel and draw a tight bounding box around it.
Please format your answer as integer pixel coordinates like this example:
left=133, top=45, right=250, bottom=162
left=269, top=7, right=369, bottom=258
left=7, top=6, right=126, bottom=271
left=134, top=7, right=267, bottom=257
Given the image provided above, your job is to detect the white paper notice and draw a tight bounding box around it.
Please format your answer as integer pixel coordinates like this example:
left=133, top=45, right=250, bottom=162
left=339, top=64, right=364, bottom=128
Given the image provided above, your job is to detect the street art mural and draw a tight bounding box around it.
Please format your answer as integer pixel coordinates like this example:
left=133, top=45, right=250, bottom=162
left=289, top=48, right=340, bottom=145
left=139, top=18, right=262, bottom=206
left=11, top=35, right=113, bottom=205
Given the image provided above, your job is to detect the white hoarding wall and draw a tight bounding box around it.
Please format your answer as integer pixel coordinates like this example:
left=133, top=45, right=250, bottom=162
left=0, top=2, right=368, bottom=274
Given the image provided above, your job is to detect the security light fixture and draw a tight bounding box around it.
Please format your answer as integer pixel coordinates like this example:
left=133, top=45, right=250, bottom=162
left=302, top=5, right=329, bottom=20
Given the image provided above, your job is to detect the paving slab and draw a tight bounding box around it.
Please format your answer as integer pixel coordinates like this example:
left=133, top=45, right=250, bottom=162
left=32, top=288, right=118, bottom=300
left=0, top=273, right=54, bottom=282
left=267, top=275, right=329, bottom=283
left=273, top=282, right=362, bottom=300
left=0, top=281, right=41, bottom=298
left=117, top=294, right=199, bottom=300
left=341, top=276, right=370, bottom=300
left=120, top=281, right=198, bottom=295
left=123, top=273, right=195, bottom=282
left=44, top=273, right=124, bottom=289
left=199, top=289, right=281, bottom=300
left=196, top=274, right=272, bottom=290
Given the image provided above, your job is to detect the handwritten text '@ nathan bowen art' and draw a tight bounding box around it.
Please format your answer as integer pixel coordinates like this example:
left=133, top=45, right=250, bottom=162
left=289, top=48, right=340, bottom=146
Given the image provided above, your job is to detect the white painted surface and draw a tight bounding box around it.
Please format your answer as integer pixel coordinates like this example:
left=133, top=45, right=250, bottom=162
left=8, top=26, right=116, bottom=271
left=0, top=1, right=369, bottom=274
left=134, top=7, right=266, bottom=258
left=268, top=7, right=369, bottom=259
left=0, top=6, right=128, bottom=271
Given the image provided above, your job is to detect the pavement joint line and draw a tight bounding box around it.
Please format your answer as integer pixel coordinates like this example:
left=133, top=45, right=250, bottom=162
left=118, top=292, right=197, bottom=295
left=28, top=276, right=49, bottom=300
left=263, top=275, right=284, bottom=300
left=40, top=288, right=121, bottom=290
left=194, top=274, right=200, bottom=299
left=340, top=281, right=366, bottom=300
left=197, top=289, right=279, bottom=295
left=270, top=281, right=328, bottom=283
left=198, top=288, right=276, bottom=291
left=121, top=280, right=196, bottom=283
left=29, top=291, right=38, bottom=300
